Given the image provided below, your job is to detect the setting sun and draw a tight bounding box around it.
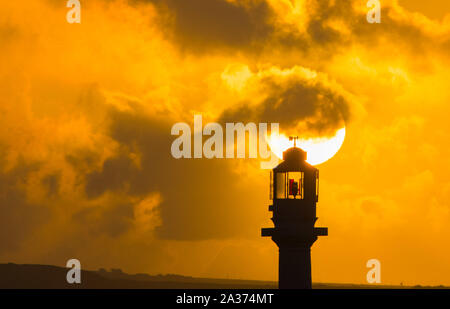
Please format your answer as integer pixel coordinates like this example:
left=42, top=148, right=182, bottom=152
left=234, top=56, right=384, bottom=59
left=267, top=128, right=346, bottom=165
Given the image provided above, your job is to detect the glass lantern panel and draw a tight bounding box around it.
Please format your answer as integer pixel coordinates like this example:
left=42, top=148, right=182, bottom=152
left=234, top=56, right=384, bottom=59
left=276, top=172, right=286, bottom=199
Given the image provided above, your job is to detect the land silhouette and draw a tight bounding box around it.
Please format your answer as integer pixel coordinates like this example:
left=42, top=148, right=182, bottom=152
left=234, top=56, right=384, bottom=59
left=0, top=263, right=447, bottom=289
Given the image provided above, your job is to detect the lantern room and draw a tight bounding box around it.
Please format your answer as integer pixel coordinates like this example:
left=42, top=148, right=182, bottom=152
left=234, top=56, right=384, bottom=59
left=269, top=147, right=319, bottom=202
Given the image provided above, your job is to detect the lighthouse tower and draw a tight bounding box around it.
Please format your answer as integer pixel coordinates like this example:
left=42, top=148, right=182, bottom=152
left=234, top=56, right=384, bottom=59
left=261, top=142, right=328, bottom=289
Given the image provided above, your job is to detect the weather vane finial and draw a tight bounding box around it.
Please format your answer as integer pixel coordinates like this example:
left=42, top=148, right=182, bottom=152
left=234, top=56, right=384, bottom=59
left=289, top=136, right=299, bottom=147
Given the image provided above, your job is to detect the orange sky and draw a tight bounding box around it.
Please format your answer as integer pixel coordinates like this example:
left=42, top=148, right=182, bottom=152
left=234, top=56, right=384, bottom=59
left=1, top=0, right=450, bottom=286
left=399, top=0, right=450, bottom=20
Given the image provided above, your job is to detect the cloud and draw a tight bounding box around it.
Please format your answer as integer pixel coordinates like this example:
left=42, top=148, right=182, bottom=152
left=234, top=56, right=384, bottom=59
left=219, top=65, right=354, bottom=135
left=139, top=0, right=275, bottom=52
left=79, top=105, right=267, bottom=240
left=129, top=0, right=450, bottom=64
left=72, top=199, right=135, bottom=238
left=0, top=158, right=50, bottom=254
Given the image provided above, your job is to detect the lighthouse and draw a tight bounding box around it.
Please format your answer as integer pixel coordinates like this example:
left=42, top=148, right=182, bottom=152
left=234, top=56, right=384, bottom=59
left=261, top=138, right=328, bottom=289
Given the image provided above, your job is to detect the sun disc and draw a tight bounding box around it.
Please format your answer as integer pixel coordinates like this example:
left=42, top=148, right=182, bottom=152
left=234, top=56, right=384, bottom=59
left=267, top=127, right=346, bottom=165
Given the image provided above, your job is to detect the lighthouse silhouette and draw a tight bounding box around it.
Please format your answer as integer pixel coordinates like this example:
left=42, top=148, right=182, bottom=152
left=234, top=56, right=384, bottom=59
left=262, top=138, right=328, bottom=289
